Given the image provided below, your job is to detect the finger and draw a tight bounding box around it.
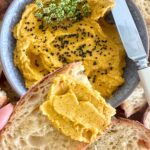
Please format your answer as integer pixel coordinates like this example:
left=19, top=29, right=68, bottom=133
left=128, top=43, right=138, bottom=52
left=0, top=103, right=14, bottom=131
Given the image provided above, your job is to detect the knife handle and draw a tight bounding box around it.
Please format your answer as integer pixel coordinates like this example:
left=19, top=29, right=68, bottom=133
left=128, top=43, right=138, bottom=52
left=138, top=67, right=150, bottom=106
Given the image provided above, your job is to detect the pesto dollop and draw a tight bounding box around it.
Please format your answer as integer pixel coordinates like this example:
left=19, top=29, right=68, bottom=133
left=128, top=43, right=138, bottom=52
left=35, top=0, right=91, bottom=25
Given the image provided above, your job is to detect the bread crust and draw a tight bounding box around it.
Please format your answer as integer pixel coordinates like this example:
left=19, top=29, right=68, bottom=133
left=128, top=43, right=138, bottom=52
left=113, top=118, right=150, bottom=149
left=112, top=117, right=150, bottom=132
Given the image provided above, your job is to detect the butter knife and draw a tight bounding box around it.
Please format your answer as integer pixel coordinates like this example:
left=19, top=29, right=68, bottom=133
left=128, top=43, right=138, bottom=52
left=112, top=0, right=150, bottom=104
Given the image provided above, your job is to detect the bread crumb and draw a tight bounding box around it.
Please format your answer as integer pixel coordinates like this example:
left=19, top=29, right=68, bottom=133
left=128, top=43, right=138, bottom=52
left=0, top=90, right=6, bottom=97
left=94, top=145, right=98, bottom=150
left=0, top=89, right=8, bottom=107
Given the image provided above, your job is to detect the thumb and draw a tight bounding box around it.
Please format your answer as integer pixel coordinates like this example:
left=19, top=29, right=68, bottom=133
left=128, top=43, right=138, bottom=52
left=0, top=103, right=14, bottom=131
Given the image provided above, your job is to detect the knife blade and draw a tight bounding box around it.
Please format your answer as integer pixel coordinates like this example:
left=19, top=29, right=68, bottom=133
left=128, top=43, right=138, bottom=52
left=112, top=0, right=150, bottom=105
left=112, top=0, right=148, bottom=69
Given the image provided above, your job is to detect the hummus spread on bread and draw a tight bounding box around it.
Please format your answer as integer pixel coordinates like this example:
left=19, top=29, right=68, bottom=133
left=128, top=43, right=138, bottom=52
left=13, top=0, right=126, bottom=98
left=40, top=74, right=116, bottom=143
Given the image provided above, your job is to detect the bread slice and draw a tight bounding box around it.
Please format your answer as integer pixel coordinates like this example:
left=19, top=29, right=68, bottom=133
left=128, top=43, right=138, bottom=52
left=133, top=0, right=150, bottom=25
left=87, top=118, right=150, bottom=150
left=0, top=62, right=89, bottom=150
left=141, top=0, right=150, bottom=24
left=120, top=84, right=147, bottom=118
left=133, top=0, right=150, bottom=60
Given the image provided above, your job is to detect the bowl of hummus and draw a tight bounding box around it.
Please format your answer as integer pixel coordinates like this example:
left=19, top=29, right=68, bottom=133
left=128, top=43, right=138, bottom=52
left=0, top=0, right=149, bottom=107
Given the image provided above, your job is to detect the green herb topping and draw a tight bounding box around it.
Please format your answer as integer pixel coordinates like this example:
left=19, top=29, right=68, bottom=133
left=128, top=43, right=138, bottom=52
left=35, top=0, right=91, bottom=24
